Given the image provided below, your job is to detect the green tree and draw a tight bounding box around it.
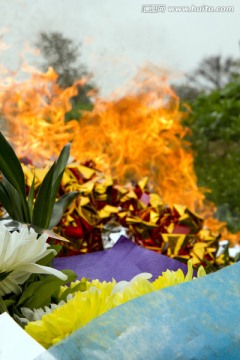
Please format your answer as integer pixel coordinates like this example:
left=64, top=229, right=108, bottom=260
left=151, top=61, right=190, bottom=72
left=184, top=79, right=240, bottom=231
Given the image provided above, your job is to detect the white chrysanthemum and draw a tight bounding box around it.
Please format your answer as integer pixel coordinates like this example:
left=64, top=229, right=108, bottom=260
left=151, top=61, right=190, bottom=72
left=111, top=273, right=152, bottom=294
left=19, top=294, right=73, bottom=324
left=0, top=223, right=67, bottom=296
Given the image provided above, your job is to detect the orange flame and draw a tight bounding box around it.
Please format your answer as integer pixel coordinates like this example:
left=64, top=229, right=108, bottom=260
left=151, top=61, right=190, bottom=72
left=0, top=67, right=80, bottom=164
left=0, top=63, right=234, bottom=240
left=0, top=66, right=204, bottom=209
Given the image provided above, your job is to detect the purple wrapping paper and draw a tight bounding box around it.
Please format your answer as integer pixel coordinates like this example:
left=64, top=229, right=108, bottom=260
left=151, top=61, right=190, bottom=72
left=54, top=236, right=188, bottom=281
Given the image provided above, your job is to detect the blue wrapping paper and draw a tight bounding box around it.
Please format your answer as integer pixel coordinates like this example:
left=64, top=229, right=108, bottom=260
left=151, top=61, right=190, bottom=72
left=37, top=262, right=240, bottom=360
left=54, top=236, right=188, bottom=281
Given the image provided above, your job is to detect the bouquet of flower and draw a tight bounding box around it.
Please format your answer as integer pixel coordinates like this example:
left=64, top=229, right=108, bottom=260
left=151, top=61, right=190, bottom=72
left=0, top=132, right=239, bottom=359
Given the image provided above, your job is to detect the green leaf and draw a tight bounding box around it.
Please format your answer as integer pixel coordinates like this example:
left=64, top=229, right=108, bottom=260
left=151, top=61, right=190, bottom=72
left=58, top=281, right=87, bottom=302
left=32, top=163, right=55, bottom=229
left=17, top=270, right=77, bottom=309
left=0, top=182, right=13, bottom=216
left=37, top=245, right=62, bottom=266
left=2, top=177, right=26, bottom=222
left=0, top=132, right=29, bottom=221
left=28, top=174, right=36, bottom=219
left=0, top=296, right=8, bottom=314
left=48, top=144, right=71, bottom=217
left=32, top=144, right=71, bottom=229
left=49, top=191, right=79, bottom=229
left=52, top=143, right=70, bottom=185
left=3, top=299, right=16, bottom=308
left=0, top=132, right=26, bottom=198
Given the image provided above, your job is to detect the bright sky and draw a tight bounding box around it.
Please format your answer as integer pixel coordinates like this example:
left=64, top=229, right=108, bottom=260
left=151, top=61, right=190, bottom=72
left=0, top=0, right=239, bottom=95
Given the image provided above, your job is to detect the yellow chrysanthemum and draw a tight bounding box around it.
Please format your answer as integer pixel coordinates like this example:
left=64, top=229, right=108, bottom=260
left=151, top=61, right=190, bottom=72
left=25, top=261, right=206, bottom=348
left=153, top=259, right=205, bottom=290
left=86, top=278, right=116, bottom=292
left=25, top=286, right=114, bottom=348
left=59, top=278, right=116, bottom=298
left=59, top=279, right=85, bottom=297
left=152, top=269, right=185, bottom=290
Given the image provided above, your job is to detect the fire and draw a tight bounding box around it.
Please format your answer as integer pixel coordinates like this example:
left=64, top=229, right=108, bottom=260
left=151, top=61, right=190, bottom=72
left=71, top=96, right=205, bottom=211
left=0, top=61, right=236, bottom=242
left=0, top=66, right=205, bottom=210
left=0, top=67, right=79, bottom=165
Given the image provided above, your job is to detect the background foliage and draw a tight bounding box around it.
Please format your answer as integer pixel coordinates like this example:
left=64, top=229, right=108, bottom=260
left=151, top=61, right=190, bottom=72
left=183, top=79, right=240, bottom=232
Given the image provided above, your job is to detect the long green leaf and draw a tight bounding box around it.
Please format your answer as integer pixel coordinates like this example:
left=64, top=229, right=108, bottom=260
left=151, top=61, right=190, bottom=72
left=32, top=144, right=71, bottom=229
left=0, top=132, right=26, bottom=196
left=28, top=174, right=35, bottom=219
left=2, top=177, right=26, bottom=222
left=0, top=132, right=29, bottom=220
left=49, top=191, right=80, bottom=229
left=52, top=143, right=70, bottom=185
left=47, top=145, right=71, bottom=222
left=0, top=182, right=13, bottom=216
left=32, top=163, right=55, bottom=228
left=48, top=144, right=71, bottom=213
